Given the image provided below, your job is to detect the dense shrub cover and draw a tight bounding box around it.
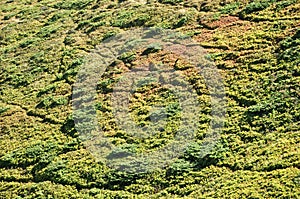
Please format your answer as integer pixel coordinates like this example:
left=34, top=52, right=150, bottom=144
left=0, top=0, right=299, bottom=198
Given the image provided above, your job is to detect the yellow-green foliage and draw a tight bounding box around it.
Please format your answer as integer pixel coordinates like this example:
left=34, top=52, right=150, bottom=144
left=0, top=0, right=299, bottom=198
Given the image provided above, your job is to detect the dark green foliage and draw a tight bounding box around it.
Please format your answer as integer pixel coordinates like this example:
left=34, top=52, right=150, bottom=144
left=0, top=141, right=61, bottom=168
left=275, top=0, right=297, bottom=11
left=102, top=31, right=118, bottom=41
left=166, top=159, right=193, bottom=176
left=184, top=140, right=229, bottom=169
left=61, top=115, right=78, bottom=137
left=219, top=2, right=240, bottom=14
left=159, top=0, right=183, bottom=5
left=277, top=29, right=300, bottom=63
left=0, top=106, right=9, bottom=114
left=141, top=43, right=162, bottom=55
left=243, top=1, right=272, bottom=14
left=36, top=96, right=68, bottom=109
left=118, top=52, right=137, bottom=63
left=173, top=17, right=188, bottom=28
left=54, top=0, right=93, bottom=10
left=239, top=0, right=275, bottom=19
left=112, top=10, right=150, bottom=28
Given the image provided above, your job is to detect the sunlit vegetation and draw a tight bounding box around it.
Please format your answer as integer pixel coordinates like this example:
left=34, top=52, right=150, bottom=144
left=0, top=0, right=299, bottom=198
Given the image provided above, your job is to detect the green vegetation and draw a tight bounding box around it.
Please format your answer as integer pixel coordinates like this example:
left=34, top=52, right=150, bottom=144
left=219, top=2, right=240, bottom=14
left=0, top=0, right=299, bottom=198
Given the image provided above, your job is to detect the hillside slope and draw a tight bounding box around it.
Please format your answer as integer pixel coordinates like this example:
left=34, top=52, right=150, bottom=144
left=0, top=0, right=299, bottom=198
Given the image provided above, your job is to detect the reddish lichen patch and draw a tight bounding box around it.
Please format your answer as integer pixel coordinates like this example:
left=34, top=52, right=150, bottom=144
left=194, top=29, right=214, bottom=43
left=209, top=16, right=240, bottom=28
left=200, top=16, right=240, bottom=29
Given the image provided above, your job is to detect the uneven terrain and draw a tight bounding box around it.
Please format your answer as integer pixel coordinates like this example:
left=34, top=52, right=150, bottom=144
left=0, top=0, right=300, bottom=198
